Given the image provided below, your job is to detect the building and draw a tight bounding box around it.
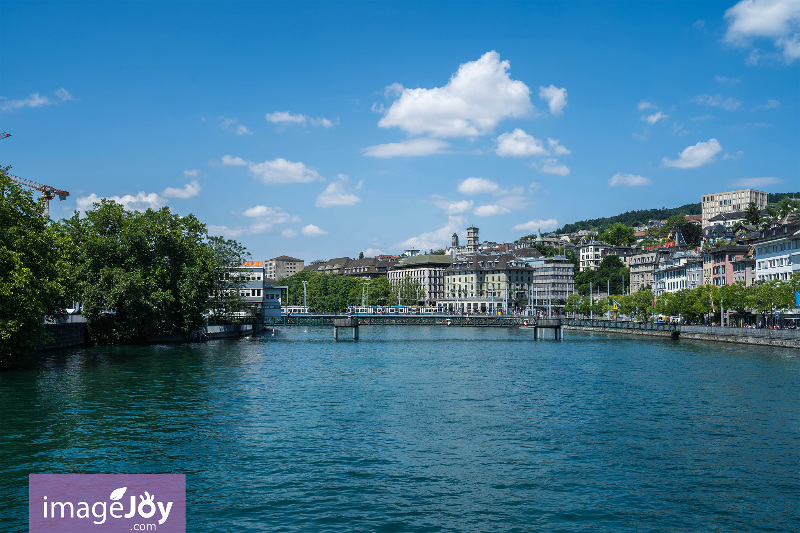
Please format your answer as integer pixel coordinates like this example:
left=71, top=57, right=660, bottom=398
left=578, top=239, right=612, bottom=271
left=388, top=254, right=455, bottom=307
left=441, top=254, right=533, bottom=314
left=526, top=255, right=575, bottom=306
left=653, top=259, right=703, bottom=296
left=221, top=262, right=281, bottom=319
left=753, top=222, right=800, bottom=283
left=466, top=226, right=479, bottom=254
left=629, top=250, right=672, bottom=293
left=732, top=256, right=756, bottom=286
left=706, top=245, right=750, bottom=286
left=265, top=255, right=304, bottom=281
left=701, top=189, right=767, bottom=228
left=306, top=256, right=397, bottom=279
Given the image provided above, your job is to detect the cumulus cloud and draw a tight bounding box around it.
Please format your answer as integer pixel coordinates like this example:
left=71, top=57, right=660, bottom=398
left=495, top=129, right=547, bottom=156
left=378, top=51, right=533, bottom=138
left=220, top=116, right=252, bottom=136
left=755, top=98, right=781, bottom=109
left=638, top=100, right=657, bottom=110
left=445, top=199, right=474, bottom=214
left=539, top=85, right=568, bottom=116
left=1, top=88, right=75, bottom=112
left=547, top=138, right=571, bottom=156
left=474, top=204, right=511, bottom=217
left=207, top=225, right=247, bottom=238
left=538, top=159, right=570, bottom=176
left=512, top=218, right=559, bottom=232
left=693, top=94, right=742, bottom=111
left=730, top=176, right=783, bottom=187
left=724, top=0, right=800, bottom=62
left=76, top=192, right=166, bottom=213
left=315, top=175, right=362, bottom=207
left=398, top=216, right=465, bottom=250
left=608, top=173, right=652, bottom=187
left=302, top=224, right=327, bottom=237
left=221, top=155, right=321, bottom=184
left=458, top=177, right=500, bottom=195
left=265, top=111, right=336, bottom=128
left=211, top=205, right=301, bottom=236
left=364, top=138, right=449, bottom=158
left=642, top=111, right=670, bottom=124
left=161, top=180, right=201, bottom=199
left=184, top=169, right=199, bottom=177
left=661, top=138, right=723, bottom=168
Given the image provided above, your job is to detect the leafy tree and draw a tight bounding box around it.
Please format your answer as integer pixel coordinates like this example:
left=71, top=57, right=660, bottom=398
left=392, top=274, right=424, bottom=306
left=1, top=168, right=66, bottom=367
left=207, top=236, right=250, bottom=322
left=775, top=197, right=800, bottom=219
left=677, top=222, right=702, bottom=248
left=368, top=276, right=392, bottom=306
left=744, top=201, right=761, bottom=225
left=60, top=200, right=217, bottom=344
left=599, top=222, right=635, bottom=246
left=358, top=251, right=365, bottom=259
left=575, top=255, right=629, bottom=296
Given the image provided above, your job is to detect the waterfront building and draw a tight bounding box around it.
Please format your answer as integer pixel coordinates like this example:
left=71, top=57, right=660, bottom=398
left=578, top=239, right=612, bottom=271
left=526, top=255, right=575, bottom=306
left=222, top=263, right=281, bottom=318
left=343, top=257, right=398, bottom=279
left=753, top=222, right=800, bottom=282
left=441, top=254, right=533, bottom=313
left=629, top=250, right=672, bottom=293
left=732, top=256, right=756, bottom=286
left=265, top=255, right=304, bottom=281
left=388, top=254, right=455, bottom=307
left=609, top=245, right=638, bottom=268
left=706, top=245, right=750, bottom=286
left=701, top=188, right=767, bottom=228
left=653, top=259, right=703, bottom=296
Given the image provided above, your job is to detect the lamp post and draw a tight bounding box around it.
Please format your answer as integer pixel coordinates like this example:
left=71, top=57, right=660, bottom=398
left=301, top=280, right=308, bottom=310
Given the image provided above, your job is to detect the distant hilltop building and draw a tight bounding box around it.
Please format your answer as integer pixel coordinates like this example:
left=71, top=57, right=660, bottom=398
left=451, top=232, right=459, bottom=249
left=466, top=226, right=479, bottom=254
left=265, top=256, right=304, bottom=281
left=702, top=188, right=767, bottom=228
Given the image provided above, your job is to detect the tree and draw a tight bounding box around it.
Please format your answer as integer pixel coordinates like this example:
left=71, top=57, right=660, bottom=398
left=358, top=251, right=365, bottom=259
left=775, top=197, right=800, bottom=219
left=599, top=222, right=636, bottom=246
left=207, top=236, right=250, bottom=322
left=744, top=201, right=761, bottom=225
left=677, top=222, right=702, bottom=248
left=60, top=200, right=217, bottom=344
left=1, top=168, right=66, bottom=367
left=392, top=274, right=424, bottom=306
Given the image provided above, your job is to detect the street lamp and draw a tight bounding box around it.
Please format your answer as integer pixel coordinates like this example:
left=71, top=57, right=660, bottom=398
left=301, top=280, right=308, bottom=310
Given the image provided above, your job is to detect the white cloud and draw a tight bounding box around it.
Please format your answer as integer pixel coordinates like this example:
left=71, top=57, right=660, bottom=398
left=265, top=111, right=336, bottom=128
left=755, top=98, right=781, bottom=109
left=474, top=204, right=511, bottom=217
left=495, top=129, right=547, bottom=156
left=715, top=75, right=742, bottom=84
left=444, top=199, right=474, bottom=214
left=315, top=175, right=362, bottom=207
left=364, top=138, right=449, bottom=157
left=730, top=176, right=783, bottom=187
left=76, top=191, right=166, bottom=213
left=221, top=155, right=321, bottom=184
left=693, top=94, right=742, bottom=111
left=398, top=215, right=465, bottom=250
left=207, top=225, right=247, bottom=238
left=724, top=0, right=800, bottom=62
left=642, top=111, right=669, bottom=124
left=1, top=92, right=50, bottom=111
left=282, top=229, right=298, bottom=238
left=384, top=83, right=404, bottom=98
left=539, top=85, right=568, bottom=116
left=661, top=138, right=723, bottom=168
left=638, top=100, right=657, bottom=111
left=184, top=169, right=199, bottom=177
left=378, top=51, right=533, bottom=138
left=55, top=88, right=74, bottom=101
left=608, top=173, right=652, bottom=187
left=538, top=159, right=570, bottom=176
left=161, top=180, right=201, bottom=199
left=364, top=247, right=383, bottom=256
left=458, top=177, right=500, bottom=195
left=547, top=138, right=571, bottom=156
left=302, top=224, right=327, bottom=237
left=512, top=218, right=559, bottom=232
left=220, top=116, right=253, bottom=136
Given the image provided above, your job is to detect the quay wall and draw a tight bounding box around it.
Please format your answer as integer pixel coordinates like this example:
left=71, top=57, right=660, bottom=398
left=679, top=326, right=799, bottom=349
left=39, top=323, right=90, bottom=351
left=563, top=325, right=678, bottom=339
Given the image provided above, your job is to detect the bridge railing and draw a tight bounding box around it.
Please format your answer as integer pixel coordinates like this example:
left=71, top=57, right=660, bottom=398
left=261, top=315, right=562, bottom=327
left=563, top=318, right=678, bottom=333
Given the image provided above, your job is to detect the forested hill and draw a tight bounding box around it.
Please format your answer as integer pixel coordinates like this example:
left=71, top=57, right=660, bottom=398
left=554, top=203, right=701, bottom=234
left=552, top=191, right=799, bottom=234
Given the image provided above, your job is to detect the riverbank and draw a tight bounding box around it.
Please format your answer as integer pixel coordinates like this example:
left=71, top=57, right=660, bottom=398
left=564, top=324, right=799, bottom=348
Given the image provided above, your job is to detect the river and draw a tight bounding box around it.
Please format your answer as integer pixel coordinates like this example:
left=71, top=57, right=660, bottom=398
left=1, top=327, right=798, bottom=531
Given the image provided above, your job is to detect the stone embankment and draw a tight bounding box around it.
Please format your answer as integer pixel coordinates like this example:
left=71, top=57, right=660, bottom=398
left=679, top=325, right=799, bottom=348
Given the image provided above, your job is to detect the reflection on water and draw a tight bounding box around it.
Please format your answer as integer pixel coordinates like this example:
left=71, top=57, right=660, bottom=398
left=1, top=327, right=798, bottom=531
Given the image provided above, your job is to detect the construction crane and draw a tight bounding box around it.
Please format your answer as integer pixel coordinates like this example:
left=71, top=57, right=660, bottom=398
left=0, top=132, right=70, bottom=217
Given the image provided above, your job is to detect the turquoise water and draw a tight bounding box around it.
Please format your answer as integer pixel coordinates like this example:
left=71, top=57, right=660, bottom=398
left=1, top=327, right=798, bottom=532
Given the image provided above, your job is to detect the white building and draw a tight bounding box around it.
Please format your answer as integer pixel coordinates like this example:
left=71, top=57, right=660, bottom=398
left=265, top=255, right=304, bottom=281
left=578, top=239, right=612, bottom=271
left=754, top=223, right=800, bottom=283
left=388, top=254, right=454, bottom=307
left=701, top=189, right=767, bottom=228
left=653, top=259, right=703, bottom=297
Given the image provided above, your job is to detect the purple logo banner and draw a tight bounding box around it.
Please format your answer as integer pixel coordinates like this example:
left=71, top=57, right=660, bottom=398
left=30, top=474, right=185, bottom=532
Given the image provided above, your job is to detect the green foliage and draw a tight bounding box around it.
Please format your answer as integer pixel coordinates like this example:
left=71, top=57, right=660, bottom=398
left=744, top=201, right=761, bottom=225
left=392, top=274, right=424, bottom=306
left=575, top=255, right=630, bottom=295
left=598, top=222, right=635, bottom=246
left=1, top=169, right=66, bottom=367
left=775, top=197, right=800, bottom=218
left=60, top=200, right=217, bottom=344
left=555, top=203, right=701, bottom=234
left=207, top=236, right=250, bottom=321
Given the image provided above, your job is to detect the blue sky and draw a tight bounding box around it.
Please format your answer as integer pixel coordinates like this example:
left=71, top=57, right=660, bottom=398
left=1, top=1, right=798, bottom=262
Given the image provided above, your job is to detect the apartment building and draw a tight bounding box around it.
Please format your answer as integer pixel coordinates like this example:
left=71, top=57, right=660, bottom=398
left=629, top=250, right=672, bottom=293
left=578, top=239, right=612, bottom=271
left=754, top=223, right=800, bottom=283
left=388, top=254, right=454, bottom=307
left=265, top=255, right=304, bottom=281
left=441, top=254, right=533, bottom=313
left=653, top=260, right=703, bottom=297
left=701, top=188, right=767, bottom=228
left=706, top=245, right=750, bottom=286
left=526, top=255, right=575, bottom=306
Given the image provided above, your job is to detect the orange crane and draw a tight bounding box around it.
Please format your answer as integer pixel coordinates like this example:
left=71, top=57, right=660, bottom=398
left=0, top=132, right=70, bottom=217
